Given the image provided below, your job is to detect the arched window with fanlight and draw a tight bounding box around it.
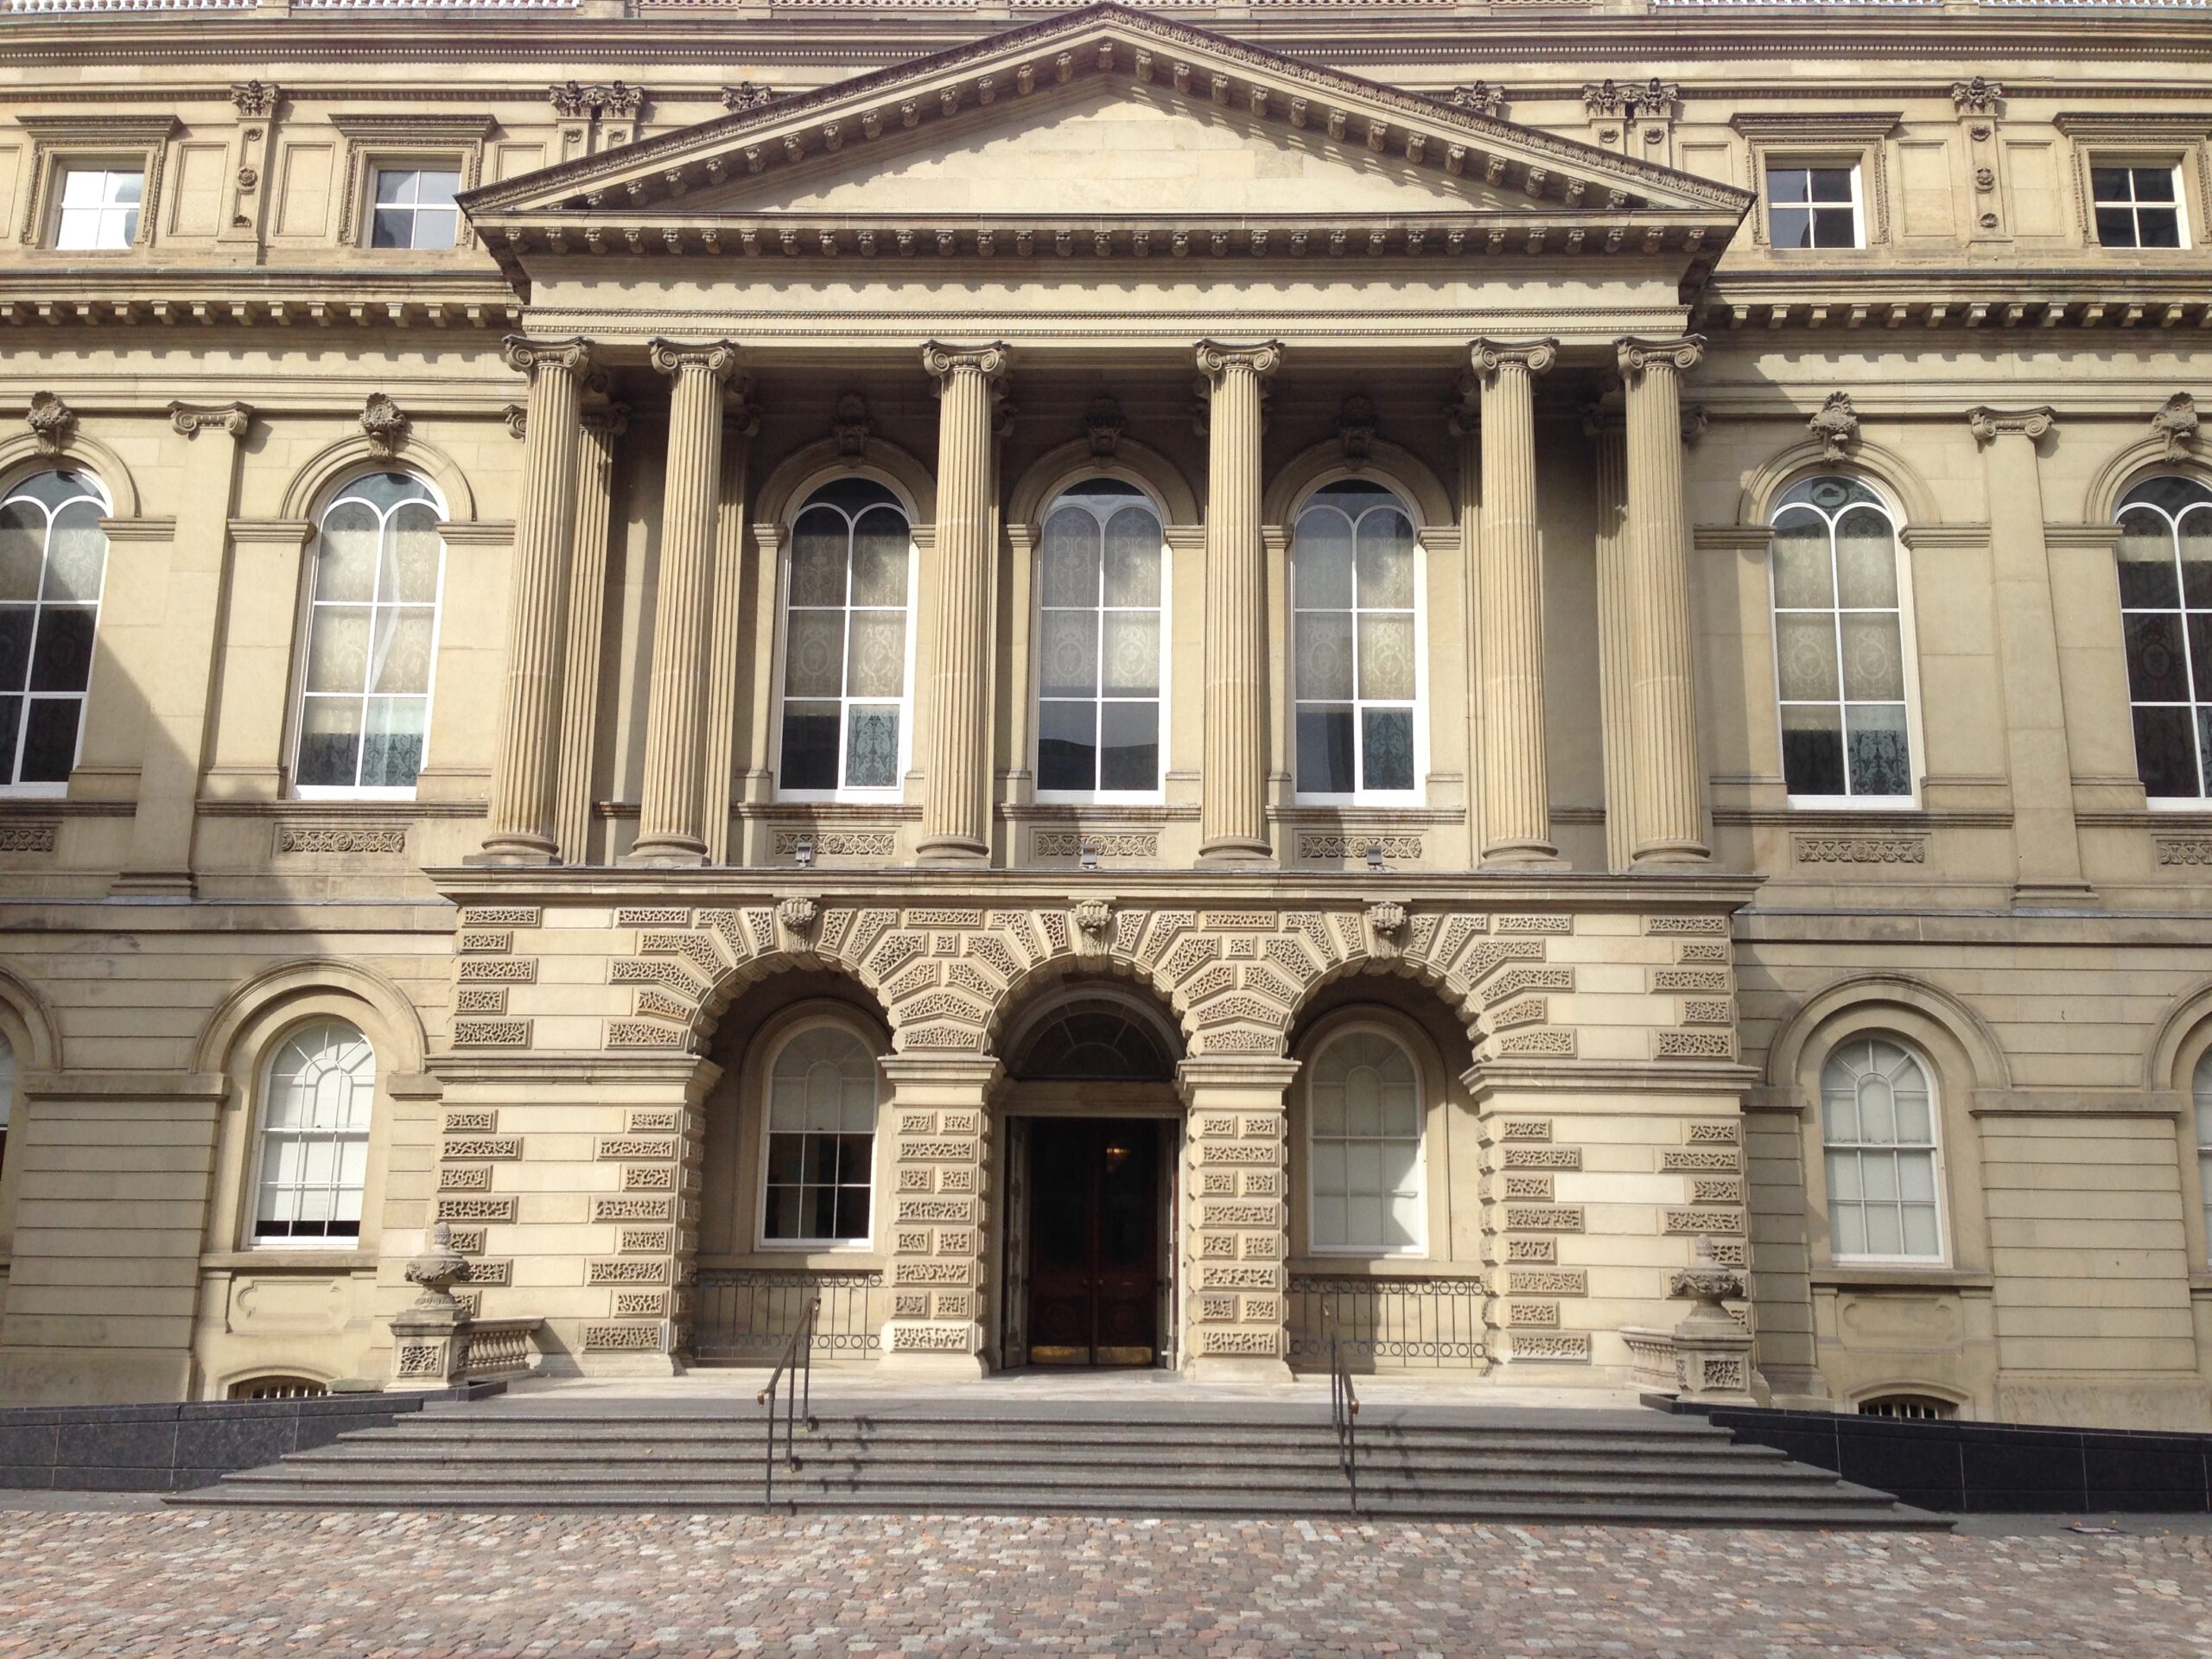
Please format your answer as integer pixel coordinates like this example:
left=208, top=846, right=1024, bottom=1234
left=1769, top=476, right=1914, bottom=803
left=776, top=478, right=914, bottom=798
left=1035, top=480, right=1167, bottom=800
left=2115, top=475, right=2212, bottom=800
left=0, top=469, right=111, bottom=794
left=1306, top=1027, right=1425, bottom=1254
left=1821, top=1036, right=1944, bottom=1263
left=1292, top=482, right=1421, bottom=803
left=252, top=1019, right=376, bottom=1243
left=293, top=472, right=446, bottom=796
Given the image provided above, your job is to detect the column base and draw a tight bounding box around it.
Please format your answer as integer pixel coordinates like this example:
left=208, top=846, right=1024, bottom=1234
left=1630, top=841, right=1712, bottom=869
left=1195, top=836, right=1273, bottom=868
left=1479, top=842, right=1560, bottom=870
left=2012, top=879, right=2100, bottom=909
left=620, top=838, right=709, bottom=868
left=913, top=837, right=989, bottom=868
left=109, top=869, right=195, bottom=899
left=1180, top=1354, right=1294, bottom=1384
left=466, top=836, right=560, bottom=867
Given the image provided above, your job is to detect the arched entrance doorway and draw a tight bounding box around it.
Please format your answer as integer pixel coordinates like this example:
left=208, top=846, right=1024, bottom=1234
left=995, top=986, right=1184, bottom=1370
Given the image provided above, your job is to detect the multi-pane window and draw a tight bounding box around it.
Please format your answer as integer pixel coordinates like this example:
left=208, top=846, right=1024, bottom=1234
left=369, top=168, right=462, bottom=251
left=296, top=473, right=444, bottom=795
left=1770, top=476, right=1912, bottom=801
left=255, top=1020, right=375, bottom=1243
left=778, top=479, right=912, bottom=796
left=2115, top=476, right=2212, bottom=800
left=1036, top=480, right=1166, bottom=798
left=0, top=1034, right=13, bottom=1178
left=1293, top=482, right=1419, bottom=800
left=1821, top=1037, right=1943, bottom=1262
left=2093, top=166, right=2185, bottom=250
left=0, top=471, right=110, bottom=792
left=54, top=168, right=142, bottom=251
left=2195, top=1053, right=2212, bottom=1265
left=1308, top=1030, right=1423, bottom=1253
left=762, top=1025, right=878, bottom=1244
left=1766, top=165, right=1862, bottom=250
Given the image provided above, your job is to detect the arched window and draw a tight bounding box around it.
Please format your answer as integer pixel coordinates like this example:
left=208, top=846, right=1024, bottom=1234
left=1820, top=1036, right=1943, bottom=1262
left=1011, top=998, right=1177, bottom=1083
left=1307, top=1028, right=1424, bottom=1253
left=2194, top=1052, right=2212, bottom=1264
left=1769, top=476, right=1912, bottom=802
left=1035, top=480, right=1166, bottom=798
left=761, top=1024, right=880, bottom=1244
left=254, top=1019, right=376, bottom=1243
left=294, top=473, right=445, bottom=796
left=0, top=1033, right=13, bottom=1176
left=2114, top=475, right=2212, bottom=800
left=1292, top=482, right=1419, bottom=801
left=777, top=478, right=913, bottom=797
left=0, top=469, right=111, bottom=792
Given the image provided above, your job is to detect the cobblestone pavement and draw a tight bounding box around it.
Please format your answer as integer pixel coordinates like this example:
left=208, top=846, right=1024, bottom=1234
left=3, top=1509, right=2209, bottom=1658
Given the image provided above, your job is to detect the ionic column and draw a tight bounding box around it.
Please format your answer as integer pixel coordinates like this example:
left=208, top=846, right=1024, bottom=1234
left=916, top=341, right=1010, bottom=866
left=1195, top=339, right=1283, bottom=864
left=631, top=340, right=743, bottom=866
left=880, top=1056, right=1000, bottom=1376
left=1471, top=338, right=1560, bottom=865
left=1178, top=1056, right=1298, bottom=1380
left=554, top=401, right=627, bottom=866
left=480, top=335, right=592, bottom=864
left=1586, top=402, right=1637, bottom=873
left=1617, top=335, right=1711, bottom=866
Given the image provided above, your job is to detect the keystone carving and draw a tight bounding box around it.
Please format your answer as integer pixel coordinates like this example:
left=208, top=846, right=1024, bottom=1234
left=1808, top=391, right=1859, bottom=461
left=1084, top=393, right=1126, bottom=457
left=1337, top=393, right=1378, bottom=464
left=1365, top=901, right=1408, bottom=939
left=776, top=897, right=820, bottom=941
left=26, top=392, right=74, bottom=458
left=2153, top=392, right=2198, bottom=460
left=1949, top=77, right=2005, bottom=114
left=359, top=392, right=409, bottom=456
left=1072, top=899, right=1112, bottom=938
left=832, top=391, right=874, bottom=457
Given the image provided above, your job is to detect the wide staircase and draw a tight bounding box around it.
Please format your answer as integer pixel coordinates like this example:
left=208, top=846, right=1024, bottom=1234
left=172, top=1397, right=1943, bottom=1527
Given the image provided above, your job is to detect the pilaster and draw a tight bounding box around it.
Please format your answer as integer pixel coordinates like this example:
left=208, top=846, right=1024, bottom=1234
left=879, top=1054, right=1000, bottom=1374
left=1586, top=399, right=1637, bottom=874
left=1177, top=1055, right=1296, bottom=1379
left=554, top=402, right=626, bottom=866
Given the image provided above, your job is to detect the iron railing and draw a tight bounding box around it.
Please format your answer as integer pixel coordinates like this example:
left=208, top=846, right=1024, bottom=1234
left=694, top=1268, right=881, bottom=1362
left=1325, top=1299, right=1359, bottom=1513
left=756, top=1294, right=817, bottom=1510
left=1287, top=1275, right=1484, bottom=1370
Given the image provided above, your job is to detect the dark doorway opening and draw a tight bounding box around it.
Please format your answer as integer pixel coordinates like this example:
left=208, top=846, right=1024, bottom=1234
left=1025, top=1116, right=1161, bottom=1366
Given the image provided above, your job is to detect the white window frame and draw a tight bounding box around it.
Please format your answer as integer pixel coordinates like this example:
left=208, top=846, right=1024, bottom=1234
left=2195, top=1051, right=2212, bottom=1268
left=365, top=162, right=465, bottom=252
left=1288, top=480, right=1427, bottom=808
left=754, top=1017, right=883, bottom=1252
left=1764, top=160, right=1866, bottom=251
left=53, top=164, right=144, bottom=252
left=1031, top=478, right=1171, bottom=806
left=2089, top=160, right=2191, bottom=251
left=1766, top=476, right=1922, bottom=810
left=289, top=470, right=448, bottom=802
left=0, top=467, right=114, bottom=800
left=1820, top=1036, right=1949, bottom=1268
left=246, top=1018, right=377, bottom=1252
left=1304, top=1023, right=1428, bottom=1258
left=769, top=474, right=918, bottom=805
left=2114, top=475, right=2212, bottom=807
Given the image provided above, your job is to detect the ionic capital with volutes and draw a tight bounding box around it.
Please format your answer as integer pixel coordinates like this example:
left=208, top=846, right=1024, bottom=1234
left=1471, top=336, right=1559, bottom=380
left=1616, top=334, right=1706, bottom=380
left=1194, top=338, right=1284, bottom=382
left=648, top=338, right=741, bottom=381
left=168, top=401, right=253, bottom=439
left=921, top=340, right=1012, bottom=390
left=499, top=334, right=594, bottom=379
left=1967, top=404, right=2056, bottom=446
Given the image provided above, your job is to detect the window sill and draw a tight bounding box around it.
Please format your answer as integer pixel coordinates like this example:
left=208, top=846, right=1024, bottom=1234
left=1811, top=1265, right=1992, bottom=1291
left=201, top=1248, right=377, bottom=1272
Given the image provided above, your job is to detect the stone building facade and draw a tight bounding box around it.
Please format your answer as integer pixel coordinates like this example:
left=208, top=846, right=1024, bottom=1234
left=0, top=0, right=2206, bottom=1428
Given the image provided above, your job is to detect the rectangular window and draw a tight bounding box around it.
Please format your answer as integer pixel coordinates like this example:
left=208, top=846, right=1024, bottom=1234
left=2092, top=165, right=2185, bottom=249
left=1766, top=164, right=1863, bottom=250
left=369, top=167, right=462, bottom=250
left=1308, top=1032, right=1424, bottom=1254
left=54, top=167, right=142, bottom=251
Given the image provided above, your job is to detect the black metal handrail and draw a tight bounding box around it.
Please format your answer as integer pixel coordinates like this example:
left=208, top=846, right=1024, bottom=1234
left=1325, top=1298, right=1359, bottom=1513
left=755, top=1294, right=819, bottom=1510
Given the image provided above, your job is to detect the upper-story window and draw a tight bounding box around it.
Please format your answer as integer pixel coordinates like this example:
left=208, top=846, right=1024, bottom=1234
left=2092, top=165, right=2187, bottom=250
left=2195, top=1052, right=2212, bottom=1266
left=254, top=1019, right=375, bottom=1244
left=1307, top=1028, right=1424, bottom=1254
left=1765, top=164, right=1863, bottom=250
left=294, top=473, right=445, bottom=798
left=1769, top=476, right=1913, bottom=804
left=1292, top=481, right=1420, bottom=803
left=0, top=1033, right=14, bottom=1179
left=776, top=478, right=913, bottom=799
left=2116, top=476, right=2212, bottom=801
left=54, top=167, right=142, bottom=251
left=369, top=167, right=462, bottom=251
left=0, top=470, right=111, bottom=795
left=1035, top=479, right=1166, bottom=801
left=1821, top=1036, right=1944, bottom=1263
left=760, top=1023, right=880, bottom=1247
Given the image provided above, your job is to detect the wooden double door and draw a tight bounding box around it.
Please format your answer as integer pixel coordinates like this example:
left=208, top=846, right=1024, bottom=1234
left=1025, top=1117, right=1161, bottom=1367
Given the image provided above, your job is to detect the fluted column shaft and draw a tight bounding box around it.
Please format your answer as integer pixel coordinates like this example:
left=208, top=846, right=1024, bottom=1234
left=917, top=341, right=1008, bottom=864
left=1196, top=339, right=1282, bottom=862
left=1588, top=407, right=1636, bottom=872
left=632, top=340, right=741, bottom=866
left=481, top=335, right=590, bottom=863
left=1472, top=338, right=1559, bottom=865
left=554, top=403, right=626, bottom=865
left=1618, top=335, right=1710, bottom=866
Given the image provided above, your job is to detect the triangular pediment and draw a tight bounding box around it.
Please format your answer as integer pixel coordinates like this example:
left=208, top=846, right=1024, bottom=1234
left=464, top=2, right=1748, bottom=276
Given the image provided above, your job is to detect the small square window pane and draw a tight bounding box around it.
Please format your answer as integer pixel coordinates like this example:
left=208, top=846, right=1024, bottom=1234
left=1098, top=701, right=1159, bottom=792
left=1897, top=1150, right=1937, bottom=1203
left=1357, top=615, right=1416, bottom=701
left=296, top=696, right=364, bottom=788
left=2124, top=611, right=2190, bottom=702
left=1385, top=1195, right=1421, bottom=1249
left=1037, top=699, right=1097, bottom=792
left=1823, top=1088, right=1861, bottom=1146
left=1901, top=1203, right=1941, bottom=1258
left=308, top=607, right=372, bottom=695
left=0, top=611, right=31, bottom=692
left=415, top=170, right=461, bottom=207
left=2139, top=207, right=2182, bottom=250
left=779, top=703, right=840, bottom=791
left=60, top=168, right=106, bottom=207
left=2091, top=166, right=2132, bottom=200
left=843, top=705, right=899, bottom=788
left=1808, top=168, right=1855, bottom=202
left=28, top=607, right=94, bottom=694
left=2133, top=704, right=2202, bottom=798
left=411, top=208, right=460, bottom=251
left=782, top=612, right=844, bottom=698
left=359, top=697, right=426, bottom=788
left=1845, top=704, right=1911, bottom=797
left=1770, top=518, right=1835, bottom=608
left=844, top=611, right=906, bottom=697
left=1777, top=613, right=1841, bottom=702
left=1863, top=1203, right=1903, bottom=1257
left=1313, top=1194, right=1348, bottom=1248
left=370, top=209, right=412, bottom=251
left=1840, top=614, right=1906, bottom=702
left=370, top=608, right=435, bottom=696
left=1296, top=707, right=1356, bottom=794
left=1782, top=705, right=1847, bottom=796
left=2133, top=168, right=2177, bottom=204
left=375, top=169, right=417, bottom=206
left=1039, top=610, right=1099, bottom=700
left=1769, top=207, right=1814, bottom=250
left=1296, top=613, right=1354, bottom=700
left=1813, top=208, right=1858, bottom=247
left=17, top=698, right=78, bottom=784
left=1100, top=613, right=1159, bottom=696
left=1834, top=511, right=1897, bottom=607
left=1362, top=708, right=1415, bottom=791
left=1767, top=167, right=1810, bottom=204
left=2095, top=206, right=2139, bottom=248
left=1311, top=1140, right=1345, bottom=1193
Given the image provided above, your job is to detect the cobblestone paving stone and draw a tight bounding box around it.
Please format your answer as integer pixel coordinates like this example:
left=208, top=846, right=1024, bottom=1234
left=2, top=1510, right=2209, bottom=1658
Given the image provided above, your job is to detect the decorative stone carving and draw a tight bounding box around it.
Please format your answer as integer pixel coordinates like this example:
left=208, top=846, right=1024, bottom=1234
left=1950, top=76, right=2005, bottom=114
left=1072, top=899, right=1112, bottom=938
left=1364, top=900, right=1408, bottom=938
left=776, top=897, right=820, bottom=941
left=832, top=390, right=874, bottom=457
left=359, top=392, right=409, bottom=456
left=550, top=80, right=643, bottom=119
left=168, top=401, right=252, bottom=439
left=26, top=392, right=74, bottom=458
left=230, top=80, right=278, bottom=118
left=1808, top=391, right=1859, bottom=460
left=404, top=1221, right=469, bottom=1316
left=1967, top=405, right=2056, bottom=446
left=1446, top=81, right=1504, bottom=118
left=722, top=81, right=778, bottom=113
left=2153, top=392, right=2199, bottom=460
left=501, top=403, right=527, bottom=440
left=1336, top=393, right=1377, bottom=464
left=1582, top=76, right=1677, bottom=117
left=1084, top=393, right=1125, bottom=457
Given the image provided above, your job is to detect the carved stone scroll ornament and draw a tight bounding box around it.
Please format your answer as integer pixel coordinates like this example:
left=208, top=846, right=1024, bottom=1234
left=1084, top=393, right=1126, bottom=457
left=1471, top=338, right=1559, bottom=379
left=359, top=392, right=409, bottom=456
left=1967, top=405, right=2056, bottom=447
left=1193, top=340, right=1284, bottom=383
left=502, top=403, right=527, bottom=441
left=1615, top=336, right=1705, bottom=380
left=168, top=401, right=252, bottom=440
left=2153, top=391, right=2199, bottom=460
left=26, top=391, right=74, bottom=458
left=1808, top=391, right=1859, bottom=461
left=499, top=335, right=594, bottom=382
left=1950, top=77, right=2005, bottom=115
left=230, top=80, right=278, bottom=118
left=550, top=80, right=644, bottom=120
left=920, top=340, right=1012, bottom=391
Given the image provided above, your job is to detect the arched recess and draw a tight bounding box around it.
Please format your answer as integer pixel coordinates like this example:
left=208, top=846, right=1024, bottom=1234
left=0, top=431, right=140, bottom=519
left=278, top=434, right=476, bottom=524
left=193, top=956, right=429, bottom=1080
left=2143, top=978, right=2212, bottom=1094
left=1007, top=436, right=1198, bottom=531
left=0, top=962, right=63, bottom=1074
left=1263, top=438, right=1452, bottom=531
left=1763, top=970, right=2010, bottom=1096
left=1732, top=436, right=1939, bottom=531
left=754, top=435, right=936, bottom=529
left=2078, top=437, right=2212, bottom=525
left=1286, top=953, right=1485, bottom=1063
left=979, top=946, right=1202, bottom=1061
